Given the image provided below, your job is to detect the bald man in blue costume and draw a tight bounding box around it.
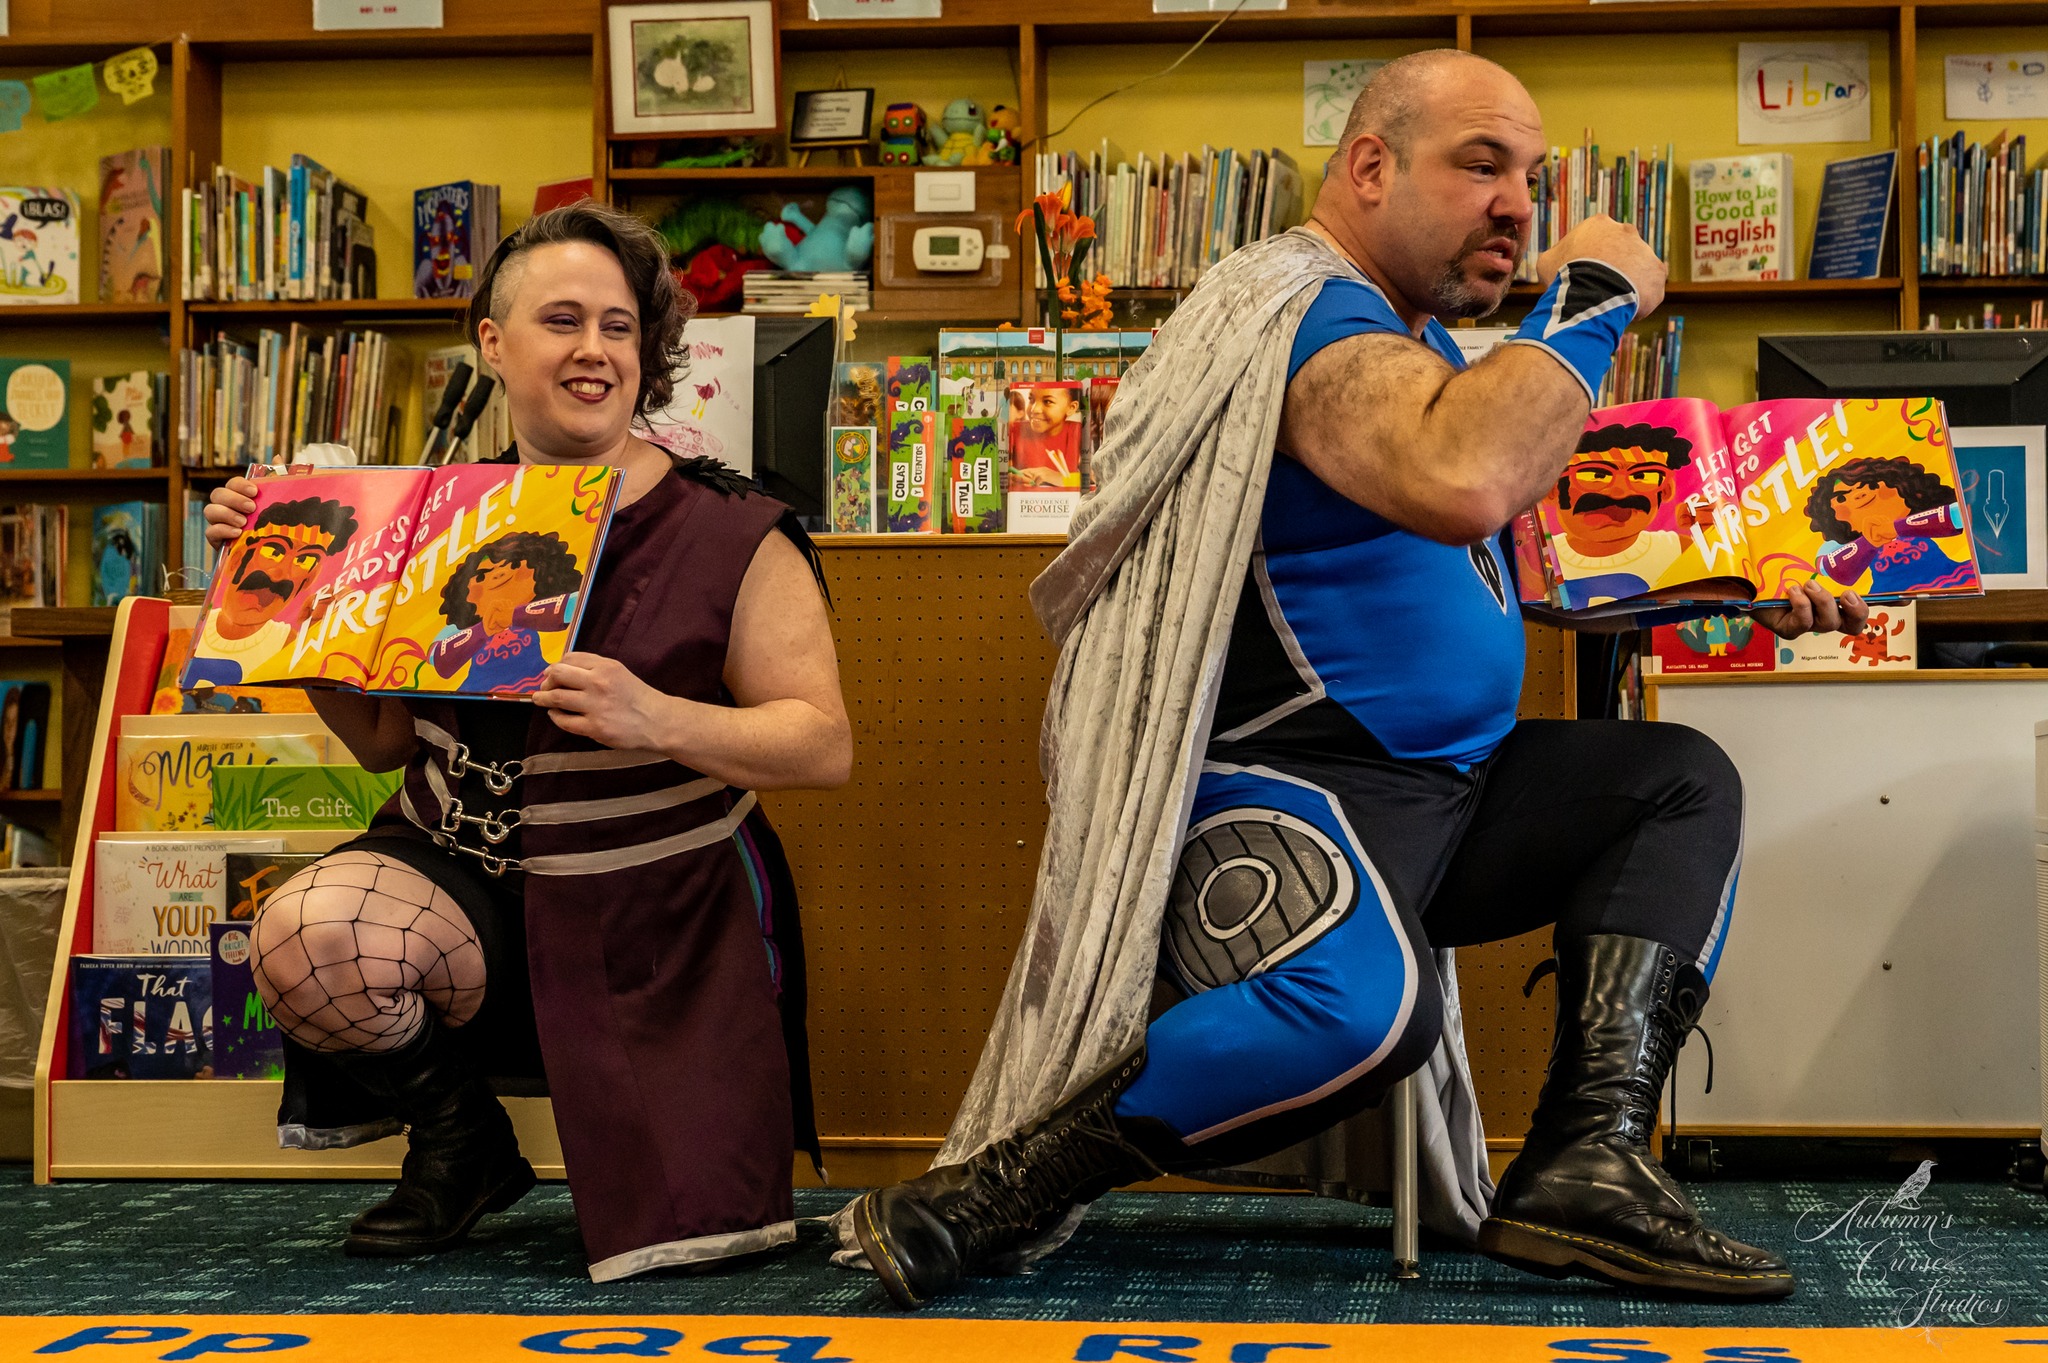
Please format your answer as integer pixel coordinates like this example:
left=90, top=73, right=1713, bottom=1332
left=854, top=50, right=1866, bottom=1305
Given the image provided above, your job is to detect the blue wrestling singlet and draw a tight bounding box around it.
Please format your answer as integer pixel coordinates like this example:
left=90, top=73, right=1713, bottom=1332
left=1113, top=277, right=1743, bottom=1166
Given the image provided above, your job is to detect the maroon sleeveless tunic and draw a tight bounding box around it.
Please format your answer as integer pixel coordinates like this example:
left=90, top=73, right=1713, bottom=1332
left=284, top=458, right=812, bottom=1281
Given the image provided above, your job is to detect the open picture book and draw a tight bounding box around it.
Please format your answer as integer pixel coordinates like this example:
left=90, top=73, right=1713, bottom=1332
left=182, top=462, right=620, bottom=698
left=1513, top=395, right=1983, bottom=618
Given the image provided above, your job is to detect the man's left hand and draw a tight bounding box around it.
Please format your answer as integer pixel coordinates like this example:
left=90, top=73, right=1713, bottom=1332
left=533, top=651, right=673, bottom=750
left=1751, top=581, right=1868, bottom=640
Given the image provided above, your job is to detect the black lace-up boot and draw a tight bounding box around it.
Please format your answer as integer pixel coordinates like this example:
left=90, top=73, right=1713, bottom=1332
left=853, top=1046, right=1163, bottom=1309
left=334, top=1014, right=536, bottom=1257
left=1478, top=933, right=1792, bottom=1298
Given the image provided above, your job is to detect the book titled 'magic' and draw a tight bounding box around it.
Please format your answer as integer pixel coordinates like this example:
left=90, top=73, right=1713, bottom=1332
left=183, top=462, right=620, bottom=698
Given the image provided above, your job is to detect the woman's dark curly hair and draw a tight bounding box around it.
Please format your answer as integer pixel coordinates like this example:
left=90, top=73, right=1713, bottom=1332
left=439, top=531, right=583, bottom=630
left=1804, top=456, right=1956, bottom=541
left=467, top=200, right=693, bottom=419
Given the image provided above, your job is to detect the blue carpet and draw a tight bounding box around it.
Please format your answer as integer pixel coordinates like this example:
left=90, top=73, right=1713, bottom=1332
left=2, top=1167, right=2043, bottom=1326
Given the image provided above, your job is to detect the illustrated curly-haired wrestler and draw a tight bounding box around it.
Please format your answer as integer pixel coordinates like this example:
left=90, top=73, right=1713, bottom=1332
left=190, top=496, right=360, bottom=687
left=1550, top=422, right=1693, bottom=606
left=1807, top=456, right=1970, bottom=595
left=428, top=531, right=583, bottom=694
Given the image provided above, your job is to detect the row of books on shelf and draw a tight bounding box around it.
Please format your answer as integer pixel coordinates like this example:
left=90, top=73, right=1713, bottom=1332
left=1517, top=138, right=1676, bottom=282
left=0, top=149, right=164, bottom=307
left=743, top=271, right=870, bottom=313
left=68, top=658, right=393, bottom=1078
left=1644, top=602, right=1920, bottom=675
left=1918, top=130, right=2047, bottom=279
left=1035, top=145, right=1304, bottom=290
left=1925, top=301, right=2048, bottom=330
left=0, top=681, right=51, bottom=791
left=0, top=502, right=176, bottom=617
left=180, top=160, right=505, bottom=303
left=0, top=360, right=167, bottom=470
left=1453, top=317, right=1684, bottom=407
left=178, top=334, right=509, bottom=468
left=825, top=330, right=1154, bottom=535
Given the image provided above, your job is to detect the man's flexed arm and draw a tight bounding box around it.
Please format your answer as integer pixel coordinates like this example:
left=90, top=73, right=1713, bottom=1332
left=1280, top=216, right=1667, bottom=546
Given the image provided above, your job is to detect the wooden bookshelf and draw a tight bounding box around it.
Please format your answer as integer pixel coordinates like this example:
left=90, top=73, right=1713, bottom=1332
left=0, top=302, right=171, bottom=325
left=183, top=299, right=470, bottom=320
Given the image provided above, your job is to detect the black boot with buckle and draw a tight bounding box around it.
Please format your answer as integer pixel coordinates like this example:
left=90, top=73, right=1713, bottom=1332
left=334, top=1013, right=537, bottom=1257
left=853, top=1046, right=1165, bottom=1309
left=1478, top=933, right=1793, bottom=1299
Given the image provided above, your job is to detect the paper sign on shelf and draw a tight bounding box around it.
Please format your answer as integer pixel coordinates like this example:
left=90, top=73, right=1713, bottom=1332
left=32, top=64, right=99, bottom=122
left=807, top=0, right=942, bottom=18
left=1304, top=60, right=1385, bottom=147
left=1945, top=52, right=2048, bottom=121
left=0, top=1, right=9, bottom=38
left=1737, top=41, right=1872, bottom=145
left=101, top=47, right=159, bottom=106
left=312, top=0, right=446, bottom=31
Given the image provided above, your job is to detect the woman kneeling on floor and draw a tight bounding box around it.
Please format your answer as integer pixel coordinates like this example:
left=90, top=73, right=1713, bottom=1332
left=203, top=201, right=851, bottom=1282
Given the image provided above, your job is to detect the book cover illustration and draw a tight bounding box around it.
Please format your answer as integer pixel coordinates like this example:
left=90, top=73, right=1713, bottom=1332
left=116, top=731, right=328, bottom=832
left=151, top=611, right=319, bottom=716
left=69, top=956, right=212, bottom=1079
left=829, top=426, right=877, bottom=533
left=99, top=147, right=167, bottom=303
left=831, top=362, right=884, bottom=429
left=1008, top=382, right=1085, bottom=492
left=1689, top=154, right=1790, bottom=282
left=184, top=463, right=620, bottom=697
left=946, top=416, right=1004, bottom=534
left=414, top=181, right=492, bottom=299
left=1527, top=396, right=1982, bottom=614
left=210, top=922, right=284, bottom=1079
left=0, top=187, right=82, bottom=304
left=1776, top=600, right=1917, bottom=671
left=223, top=850, right=322, bottom=922
left=1648, top=614, right=1777, bottom=674
left=95, top=837, right=286, bottom=954
left=885, top=411, right=937, bottom=533
left=0, top=358, right=71, bottom=468
left=212, top=764, right=402, bottom=831
left=0, top=680, right=51, bottom=788
left=91, top=502, right=145, bottom=606
left=91, top=370, right=156, bottom=468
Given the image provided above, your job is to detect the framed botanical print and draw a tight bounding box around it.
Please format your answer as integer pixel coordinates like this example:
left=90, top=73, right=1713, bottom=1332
left=606, top=0, right=780, bottom=138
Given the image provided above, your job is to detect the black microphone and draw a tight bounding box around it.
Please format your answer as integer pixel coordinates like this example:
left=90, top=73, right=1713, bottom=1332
left=444, top=373, right=498, bottom=463
left=415, top=360, right=472, bottom=464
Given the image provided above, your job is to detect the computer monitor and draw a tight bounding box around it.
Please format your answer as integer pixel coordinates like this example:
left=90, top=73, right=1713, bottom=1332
left=1757, top=330, right=2048, bottom=426
left=751, top=317, right=836, bottom=518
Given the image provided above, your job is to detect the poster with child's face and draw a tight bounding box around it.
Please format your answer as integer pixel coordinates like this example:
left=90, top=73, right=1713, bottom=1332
left=1008, top=381, right=1084, bottom=491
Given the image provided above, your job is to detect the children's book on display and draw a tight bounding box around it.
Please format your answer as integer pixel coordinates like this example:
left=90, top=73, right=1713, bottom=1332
left=0, top=187, right=81, bottom=305
left=182, top=462, right=620, bottom=698
left=1514, top=396, right=1984, bottom=621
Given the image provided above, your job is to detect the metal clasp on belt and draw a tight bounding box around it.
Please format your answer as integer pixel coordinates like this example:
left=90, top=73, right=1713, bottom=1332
left=437, top=797, right=523, bottom=845
left=445, top=743, right=523, bottom=795
left=427, top=826, right=523, bottom=878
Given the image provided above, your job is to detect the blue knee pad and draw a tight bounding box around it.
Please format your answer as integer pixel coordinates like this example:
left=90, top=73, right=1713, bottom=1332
left=1502, top=259, right=1638, bottom=403
left=1117, top=763, right=1424, bottom=1144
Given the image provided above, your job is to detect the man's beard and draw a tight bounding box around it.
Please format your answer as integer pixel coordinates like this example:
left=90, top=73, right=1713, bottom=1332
left=1425, top=224, right=1520, bottom=320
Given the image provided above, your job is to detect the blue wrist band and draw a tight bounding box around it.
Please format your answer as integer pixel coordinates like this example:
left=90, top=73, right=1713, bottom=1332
left=1503, top=259, right=1639, bottom=402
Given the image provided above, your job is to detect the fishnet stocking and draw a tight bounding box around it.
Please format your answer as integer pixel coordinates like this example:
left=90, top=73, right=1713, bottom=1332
left=250, top=851, right=488, bottom=1054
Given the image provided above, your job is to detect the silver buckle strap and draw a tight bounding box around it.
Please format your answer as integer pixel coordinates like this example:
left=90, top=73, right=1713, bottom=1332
left=437, top=797, right=522, bottom=845
left=445, top=743, right=523, bottom=795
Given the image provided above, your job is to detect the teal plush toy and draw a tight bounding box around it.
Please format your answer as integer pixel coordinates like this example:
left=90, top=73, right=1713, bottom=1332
left=923, top=99, right=989, bottom=166
left=759, top=185, right=875, bottom=273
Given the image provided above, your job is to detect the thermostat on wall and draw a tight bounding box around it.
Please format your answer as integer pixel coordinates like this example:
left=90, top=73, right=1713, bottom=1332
left=911, top=226, right=985, bottom=273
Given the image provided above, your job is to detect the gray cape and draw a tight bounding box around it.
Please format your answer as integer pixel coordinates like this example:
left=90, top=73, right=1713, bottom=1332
left=837, top=227, right=1494, bottom=1262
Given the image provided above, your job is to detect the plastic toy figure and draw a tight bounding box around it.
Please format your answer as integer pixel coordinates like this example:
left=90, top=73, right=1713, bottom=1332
left=924, top=99, right=989, bottom=166
left=985, top=105, right=1022, bottom=164
left=879, top=103, right=932, bottom=167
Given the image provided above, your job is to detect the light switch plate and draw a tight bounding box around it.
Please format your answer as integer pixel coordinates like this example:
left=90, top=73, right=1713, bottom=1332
left=913, top=170, right=977, bottom=214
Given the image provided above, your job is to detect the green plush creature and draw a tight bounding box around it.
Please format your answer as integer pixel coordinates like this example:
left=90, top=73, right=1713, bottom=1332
left=923, top=99, right=988, bottom=166
left=653, top=200, right=765, bottom=262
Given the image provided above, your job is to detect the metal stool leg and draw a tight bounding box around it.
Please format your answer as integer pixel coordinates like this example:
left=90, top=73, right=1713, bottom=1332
left=1391, top=1071, right=1421, bottom=1280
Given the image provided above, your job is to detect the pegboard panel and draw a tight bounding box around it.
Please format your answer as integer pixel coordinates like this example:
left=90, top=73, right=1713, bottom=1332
left=764, top=544, right=1562, bottom=1147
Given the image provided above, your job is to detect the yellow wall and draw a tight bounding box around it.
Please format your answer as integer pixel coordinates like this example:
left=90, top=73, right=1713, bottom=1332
left=218, top=56, right=595, bottom=300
